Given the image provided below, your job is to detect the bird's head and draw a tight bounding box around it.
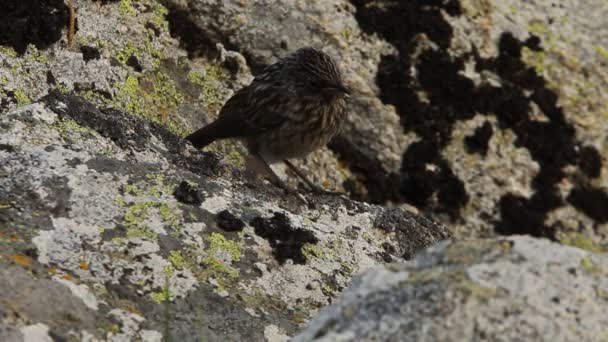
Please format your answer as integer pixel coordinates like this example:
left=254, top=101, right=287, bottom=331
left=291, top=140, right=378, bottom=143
left=287, top=48, right=351, bottom=101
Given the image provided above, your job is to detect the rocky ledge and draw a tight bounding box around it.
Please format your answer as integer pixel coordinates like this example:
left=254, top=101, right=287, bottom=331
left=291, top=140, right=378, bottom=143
left=0, top=92, right=448, bottom=341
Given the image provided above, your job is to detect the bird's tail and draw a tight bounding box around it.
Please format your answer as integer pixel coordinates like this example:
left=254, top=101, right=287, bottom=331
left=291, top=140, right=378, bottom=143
left=186, top=120, right=224, bottom=149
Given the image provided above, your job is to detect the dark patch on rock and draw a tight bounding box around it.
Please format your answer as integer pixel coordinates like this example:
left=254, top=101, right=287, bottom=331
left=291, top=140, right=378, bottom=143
left=250, top=212, right=318, bottom=264
left=374, top=207, right=450, bottom=260
left=86, top=157, right=159, bottom=176
left=80, top=45, right=101, bottom=62
left=216, top=210, right=245, bottom=232
left=42, top=176, right=72, bottom=218
left=173, top=180, right=202, bottom=205
left=379, top=242, right=396, bottom=262
left=126, top=55, right=143, bottom=72
left=349, top=0, right=607, bottom=237
left=567, top=185, right=608, bottom=223
left=495, top=194, right=556, bottom=238
left=101, top=227, right=126, bottom=242
left=0, top=144, right=15, bottom=153
left=46, top=70, right=57, bottom=85
left=465, top=121, right=493, bottom=156
left=158, top=234, right=185, bottom=256
left=0, top=0, right=68, bottom=54
left=40, top=91, right=223, bottom=177
left=164, top=4, right=233, bottom=59
left=578, top=146, right=602, bottom=178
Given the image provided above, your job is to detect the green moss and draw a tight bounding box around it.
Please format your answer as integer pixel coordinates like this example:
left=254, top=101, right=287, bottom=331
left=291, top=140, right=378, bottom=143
left=0, top=76, right=8, bottom=86
left=13, top=90, right=30, bottom=106
left=361, top=232, right=373, bottom=243
left=119, top=0, right=136, bottom=16
left=206, top=233, right=241, bottom=262
left=561, top=234, right=605, bottom=253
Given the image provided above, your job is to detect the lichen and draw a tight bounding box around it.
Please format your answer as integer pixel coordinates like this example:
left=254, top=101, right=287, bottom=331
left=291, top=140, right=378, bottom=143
left=123, top=201, right=158, bottom=241
left=168, top=251, right=187, bottom=269
left=187, top=65, right=228, bottom=112
left=202, top=256, right=239, bottom=280
left=13, top=90, right=30, bottom=106
left=561, top=234, right=605, bottom=253
left=0, top=46, right=18, bottom=58
left=113, top=72, right=188, bottom=137
left=580, top=256, right=602, bottom=275
left=159, top=203, right=181, bottom=230
left=206, top=233, right=241, bottom=262
left=119, top=0, right=136, bottom=16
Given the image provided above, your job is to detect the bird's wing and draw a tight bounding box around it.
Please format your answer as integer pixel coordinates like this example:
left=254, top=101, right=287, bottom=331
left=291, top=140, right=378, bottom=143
left=215, top=81, right=288, bottom=137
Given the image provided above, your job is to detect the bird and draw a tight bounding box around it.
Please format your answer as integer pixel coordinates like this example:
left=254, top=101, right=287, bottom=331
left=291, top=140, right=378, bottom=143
left=186, top=47, right=350, bottom=195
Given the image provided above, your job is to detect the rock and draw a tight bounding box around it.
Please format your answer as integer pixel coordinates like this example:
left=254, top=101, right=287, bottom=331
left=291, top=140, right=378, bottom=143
left=0, top=92, right=448, bottom=341
left=161, top=0, right=608, bottom=249
left=294, top=236, right=608, bottom=342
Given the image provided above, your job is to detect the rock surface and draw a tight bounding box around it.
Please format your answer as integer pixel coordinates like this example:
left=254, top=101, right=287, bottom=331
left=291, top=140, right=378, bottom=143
left=162, top=0, right=608, bottom=248
left=1, top=0, right=608, bottom=341
left=0, top=92, right=448, bottom=341
left=294, top=236, right=608, bottom=342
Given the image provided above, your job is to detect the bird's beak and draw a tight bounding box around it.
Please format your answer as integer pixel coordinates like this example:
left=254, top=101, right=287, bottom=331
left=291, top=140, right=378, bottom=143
left=326, top=83, right=351, bottom=97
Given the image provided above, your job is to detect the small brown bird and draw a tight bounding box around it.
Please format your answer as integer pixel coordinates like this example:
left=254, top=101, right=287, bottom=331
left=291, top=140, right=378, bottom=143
left=186, top=47, right=350, bottom=194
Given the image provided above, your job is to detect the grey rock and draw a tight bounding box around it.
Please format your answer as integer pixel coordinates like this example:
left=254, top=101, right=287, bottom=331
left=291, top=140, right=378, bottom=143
left=0, top=92, right=448, bottom=341
left=294, top=236, right=608, bottom=342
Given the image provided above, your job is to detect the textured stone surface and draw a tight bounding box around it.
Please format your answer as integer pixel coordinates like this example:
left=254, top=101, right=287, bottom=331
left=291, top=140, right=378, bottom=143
left=294, top=236, right=608, bottom=342
left=0, top=93, right=448, bottom=341
left=161, top=0, right=608, bottom=249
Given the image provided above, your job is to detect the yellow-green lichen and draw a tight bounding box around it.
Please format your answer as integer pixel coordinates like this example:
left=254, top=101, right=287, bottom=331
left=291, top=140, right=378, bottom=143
left=168, top=251, right=187, bottom=269
left=116, top=42, right=138, bottom=65
left=114, top=195, right=127, bottom=207
left=150, top=2, right=170, bottom=33
left=580, top=256, right=602, bottom=275
left=113, top=72, right=188, bottom=136
left=159, top=203, right=180, bottom=227
left=302, top=243, right=324, bottom=260
left=0, top=46, right=18, bottom=58
left=206, top=233, right=241, bottom=262
left=119, top=0, right=136, bottom=16
left=187, top=66, right=228, bottom=111
left=202, top=256, right=239, bottom=280
left=13, top=90, right=30, bottom=106
left=123, top=201, right=158, bottom=241
left=561, top=234, right=605, bottom=254
left=528, top=19, right=550, bottom=35
left=52, top=116, right=91, bottom=136
left=595, top=46, right=608, bottom=62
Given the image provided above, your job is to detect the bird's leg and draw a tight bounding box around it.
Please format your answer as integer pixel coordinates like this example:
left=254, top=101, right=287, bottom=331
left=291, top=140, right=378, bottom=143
left=283, top=160, right=342, bottom=196
left=249, top=153, right=307, bottom=203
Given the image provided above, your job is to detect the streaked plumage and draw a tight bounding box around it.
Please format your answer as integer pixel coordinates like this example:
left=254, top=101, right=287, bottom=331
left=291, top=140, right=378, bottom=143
left=186, top=47, right=350, bottom=192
